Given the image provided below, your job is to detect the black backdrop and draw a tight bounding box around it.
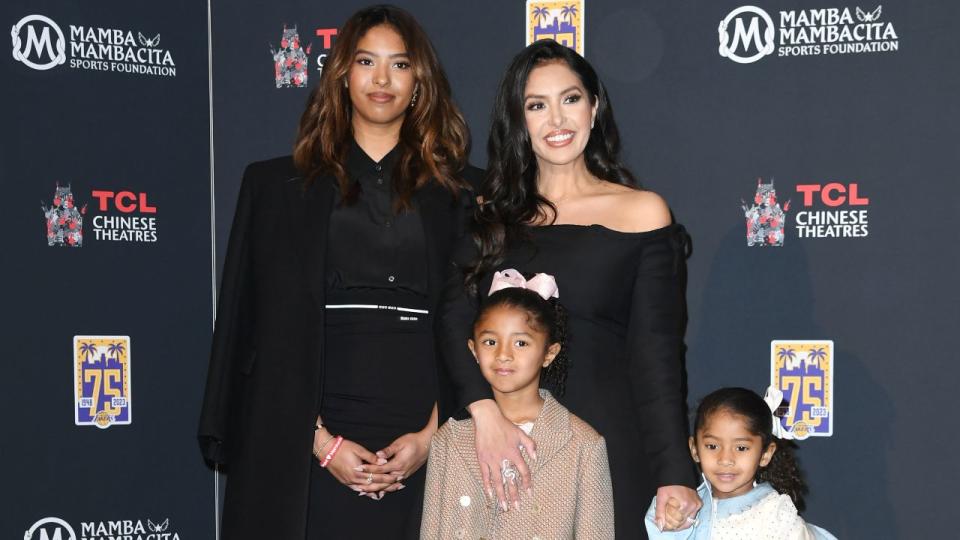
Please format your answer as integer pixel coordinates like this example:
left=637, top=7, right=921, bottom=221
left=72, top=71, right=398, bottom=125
left=4, top=1, right=958, bottom=538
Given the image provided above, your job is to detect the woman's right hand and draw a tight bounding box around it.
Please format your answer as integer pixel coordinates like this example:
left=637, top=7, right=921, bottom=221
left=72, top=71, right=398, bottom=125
left=469, top=399, right=537, bottom=511
left=316, top=432, right=400, bottom=498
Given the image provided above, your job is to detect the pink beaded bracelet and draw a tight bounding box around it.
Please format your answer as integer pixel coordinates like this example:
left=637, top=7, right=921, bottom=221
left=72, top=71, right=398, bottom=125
left=320, top=435, right=344, bottom=468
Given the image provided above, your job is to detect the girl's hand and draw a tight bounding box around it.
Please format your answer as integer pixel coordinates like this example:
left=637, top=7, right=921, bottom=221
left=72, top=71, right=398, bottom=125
left=660, top=497, right=686, bottom=530
left=374, top=429, right=432, bottom=479
left=321, top=437, right=397, bottom=496
left=654, top=485, right=702, bottom=531
left=359, top=429, right=432, bottom=498
left=470, top=399, right=536, bottom=512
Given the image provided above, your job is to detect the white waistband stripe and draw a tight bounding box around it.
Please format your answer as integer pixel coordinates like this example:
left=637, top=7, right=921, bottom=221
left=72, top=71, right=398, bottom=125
left=324, top=304, right=429, bottom=314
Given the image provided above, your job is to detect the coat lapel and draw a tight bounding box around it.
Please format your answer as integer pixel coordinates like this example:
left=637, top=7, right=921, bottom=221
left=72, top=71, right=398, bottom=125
left=450, top=391, right=572, bottom=490
left=527, top=391, right=572, bottom=469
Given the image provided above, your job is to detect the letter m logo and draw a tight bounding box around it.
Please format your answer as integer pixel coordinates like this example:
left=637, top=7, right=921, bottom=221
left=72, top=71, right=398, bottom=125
left=731, top=17, right=764, bottom=53
left=23, top=25, right=56, bottom=61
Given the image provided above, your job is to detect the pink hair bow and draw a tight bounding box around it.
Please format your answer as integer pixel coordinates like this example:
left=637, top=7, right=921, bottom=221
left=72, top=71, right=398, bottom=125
left=488, top=269, right=560, bottom=300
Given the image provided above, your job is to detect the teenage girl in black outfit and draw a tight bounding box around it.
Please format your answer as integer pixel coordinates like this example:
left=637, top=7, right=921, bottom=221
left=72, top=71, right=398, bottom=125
left=198, top=6, right=477, bottom=539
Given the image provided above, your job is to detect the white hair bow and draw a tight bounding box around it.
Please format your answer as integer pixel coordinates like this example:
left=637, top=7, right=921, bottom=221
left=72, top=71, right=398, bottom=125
left=763, top=385, right=794, bottom=440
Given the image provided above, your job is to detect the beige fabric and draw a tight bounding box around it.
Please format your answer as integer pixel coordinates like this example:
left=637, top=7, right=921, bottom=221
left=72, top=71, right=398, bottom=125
left=421, top=391, right=615, bottom=539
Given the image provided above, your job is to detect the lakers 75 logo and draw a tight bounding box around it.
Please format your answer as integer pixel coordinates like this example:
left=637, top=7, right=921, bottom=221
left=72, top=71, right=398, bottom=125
left=770, top=340, right=834, bottom=439
left=74, top=336, right=132, bottom=428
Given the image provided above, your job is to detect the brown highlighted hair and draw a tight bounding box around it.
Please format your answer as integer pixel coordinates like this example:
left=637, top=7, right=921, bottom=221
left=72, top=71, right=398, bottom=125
left=293, top=4, right=469, bottom=209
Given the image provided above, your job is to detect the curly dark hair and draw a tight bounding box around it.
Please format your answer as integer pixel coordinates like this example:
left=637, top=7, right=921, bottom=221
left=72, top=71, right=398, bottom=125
left=473, top=286, right=569, bottom=396
left=693, top=387, right=809, bottom=511
left=464, top=40, right=638, bottom=292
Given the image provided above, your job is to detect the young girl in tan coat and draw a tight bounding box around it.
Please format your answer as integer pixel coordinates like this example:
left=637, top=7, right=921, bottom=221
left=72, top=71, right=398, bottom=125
left=421, top=271, right=615, bottom=539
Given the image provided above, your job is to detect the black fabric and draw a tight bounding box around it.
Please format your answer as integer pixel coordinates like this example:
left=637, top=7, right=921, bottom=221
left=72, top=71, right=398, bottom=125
left=326, top=141, right=429, bottom=297
left=307, top=309, right=434, bottom=540
left=197, top=156, right=481, bottom=540
left=438, top=222, right=698, bottom=540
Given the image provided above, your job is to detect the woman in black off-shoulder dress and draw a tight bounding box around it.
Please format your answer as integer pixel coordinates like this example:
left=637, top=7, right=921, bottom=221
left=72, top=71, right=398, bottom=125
left=438, top=41, right=701, bottom=538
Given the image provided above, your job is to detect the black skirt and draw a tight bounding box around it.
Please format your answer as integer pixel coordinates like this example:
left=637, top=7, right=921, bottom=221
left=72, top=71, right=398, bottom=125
left=306, top=305, right=436, bottom=539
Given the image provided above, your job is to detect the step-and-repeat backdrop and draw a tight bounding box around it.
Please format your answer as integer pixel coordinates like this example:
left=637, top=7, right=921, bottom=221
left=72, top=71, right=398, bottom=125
left=5, top=0, right=957, bottom=538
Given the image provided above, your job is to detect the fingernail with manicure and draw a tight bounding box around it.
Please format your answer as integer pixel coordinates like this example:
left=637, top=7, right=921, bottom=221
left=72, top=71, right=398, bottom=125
left=377, top=458, right=388, bottom=465
left=352, top=465, right=364, bottom=472
left=397, top=484, right=406, bottom=490
left=514, top=501, right=520, bottom=511
left=500, top=500, right=508, bottom=512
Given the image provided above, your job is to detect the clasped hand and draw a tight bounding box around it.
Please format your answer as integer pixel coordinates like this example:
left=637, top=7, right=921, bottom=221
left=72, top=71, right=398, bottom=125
left=314, top=426, right=432, bottom=501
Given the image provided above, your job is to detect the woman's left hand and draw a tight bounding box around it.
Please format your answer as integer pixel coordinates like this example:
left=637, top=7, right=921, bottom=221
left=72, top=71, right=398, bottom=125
left=367, top=429, right=432, bottom=481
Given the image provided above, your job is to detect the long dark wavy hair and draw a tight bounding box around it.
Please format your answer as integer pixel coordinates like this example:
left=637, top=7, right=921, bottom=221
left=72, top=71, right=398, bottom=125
left=694, top=387, right=808, bottom=511
left=474, top=286, right=569, bottom=397
left=465, top=40, right=637, bottom=290
left=293, top=4, right=469, bottom=209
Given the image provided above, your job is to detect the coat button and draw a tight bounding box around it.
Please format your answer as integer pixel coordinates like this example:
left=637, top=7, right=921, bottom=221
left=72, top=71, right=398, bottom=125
left=375, top=164, right=382, bottom=172
left=388, top=275, right=396, bottom=283
left=377, top=177, right=384, bottom=185
left=459, top=495, right=471, bottom=507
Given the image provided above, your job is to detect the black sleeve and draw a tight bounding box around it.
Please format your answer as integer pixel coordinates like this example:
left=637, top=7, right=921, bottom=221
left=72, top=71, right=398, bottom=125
left=627, top=226, right=698, bottom=488
left=436, top=235, right=493, bottom=421
left=197, top=164, right=259, bottom=466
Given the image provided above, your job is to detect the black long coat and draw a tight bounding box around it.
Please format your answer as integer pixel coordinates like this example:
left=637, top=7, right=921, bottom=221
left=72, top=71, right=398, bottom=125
left=197, top=156, right=478, bottom=540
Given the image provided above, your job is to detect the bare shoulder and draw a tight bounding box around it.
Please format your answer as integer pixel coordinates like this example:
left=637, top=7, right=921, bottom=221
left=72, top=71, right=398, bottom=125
left=618, top=189, right=672, bottom=232
left=591, top=184, right=671, bottom=233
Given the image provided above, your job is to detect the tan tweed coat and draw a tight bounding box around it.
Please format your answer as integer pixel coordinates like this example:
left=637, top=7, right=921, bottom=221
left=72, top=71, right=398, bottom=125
left=421, top=391, right=615, bottom=539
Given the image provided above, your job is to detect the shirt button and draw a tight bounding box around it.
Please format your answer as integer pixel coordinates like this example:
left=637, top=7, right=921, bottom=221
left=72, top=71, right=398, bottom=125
left=459, top=495, right=471, bottom=507
left=375, top=164, right=382, bottom=172
left=388, top=275, right=396, bottom=283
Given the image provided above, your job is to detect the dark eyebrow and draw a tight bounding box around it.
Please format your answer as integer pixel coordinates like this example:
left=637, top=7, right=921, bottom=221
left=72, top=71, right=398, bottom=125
left=524, top=85, right=583, bottom=101
left=355, top=49, right=410, bottom=58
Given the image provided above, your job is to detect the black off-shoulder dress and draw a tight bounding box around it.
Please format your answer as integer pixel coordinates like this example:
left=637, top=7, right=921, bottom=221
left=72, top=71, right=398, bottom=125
left=439, top=223, right=698, bottom=539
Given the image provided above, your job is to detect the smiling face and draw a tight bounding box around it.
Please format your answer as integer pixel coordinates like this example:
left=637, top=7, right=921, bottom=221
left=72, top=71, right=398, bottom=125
left=522, top=60, right=597, bottom=170
left=347, top=24, right=416, bottom=131
left=690, top=410, right=777, bottom=499
left=468, top=304, right=560, bottom=399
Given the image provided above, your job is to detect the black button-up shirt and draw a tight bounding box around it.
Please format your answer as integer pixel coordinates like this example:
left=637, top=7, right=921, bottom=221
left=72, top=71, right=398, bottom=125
left=325, top=140, right=429, bottom=302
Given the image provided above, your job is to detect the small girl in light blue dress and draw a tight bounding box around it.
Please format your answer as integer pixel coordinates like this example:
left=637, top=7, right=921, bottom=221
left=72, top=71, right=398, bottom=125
left=646, top=387, right=837, bottom=539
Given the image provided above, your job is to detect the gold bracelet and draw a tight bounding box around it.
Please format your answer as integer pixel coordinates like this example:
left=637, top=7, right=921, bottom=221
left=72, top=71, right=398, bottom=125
left=314, top=433, right=336, bottom=459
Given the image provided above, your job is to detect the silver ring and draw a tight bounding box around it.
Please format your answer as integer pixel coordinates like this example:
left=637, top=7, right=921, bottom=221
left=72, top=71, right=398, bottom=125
left=685, top=515, right=698, bottom=525
left=366, top=473, right=373, bottom=484
left=500, top=459, right=519, bottom=484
